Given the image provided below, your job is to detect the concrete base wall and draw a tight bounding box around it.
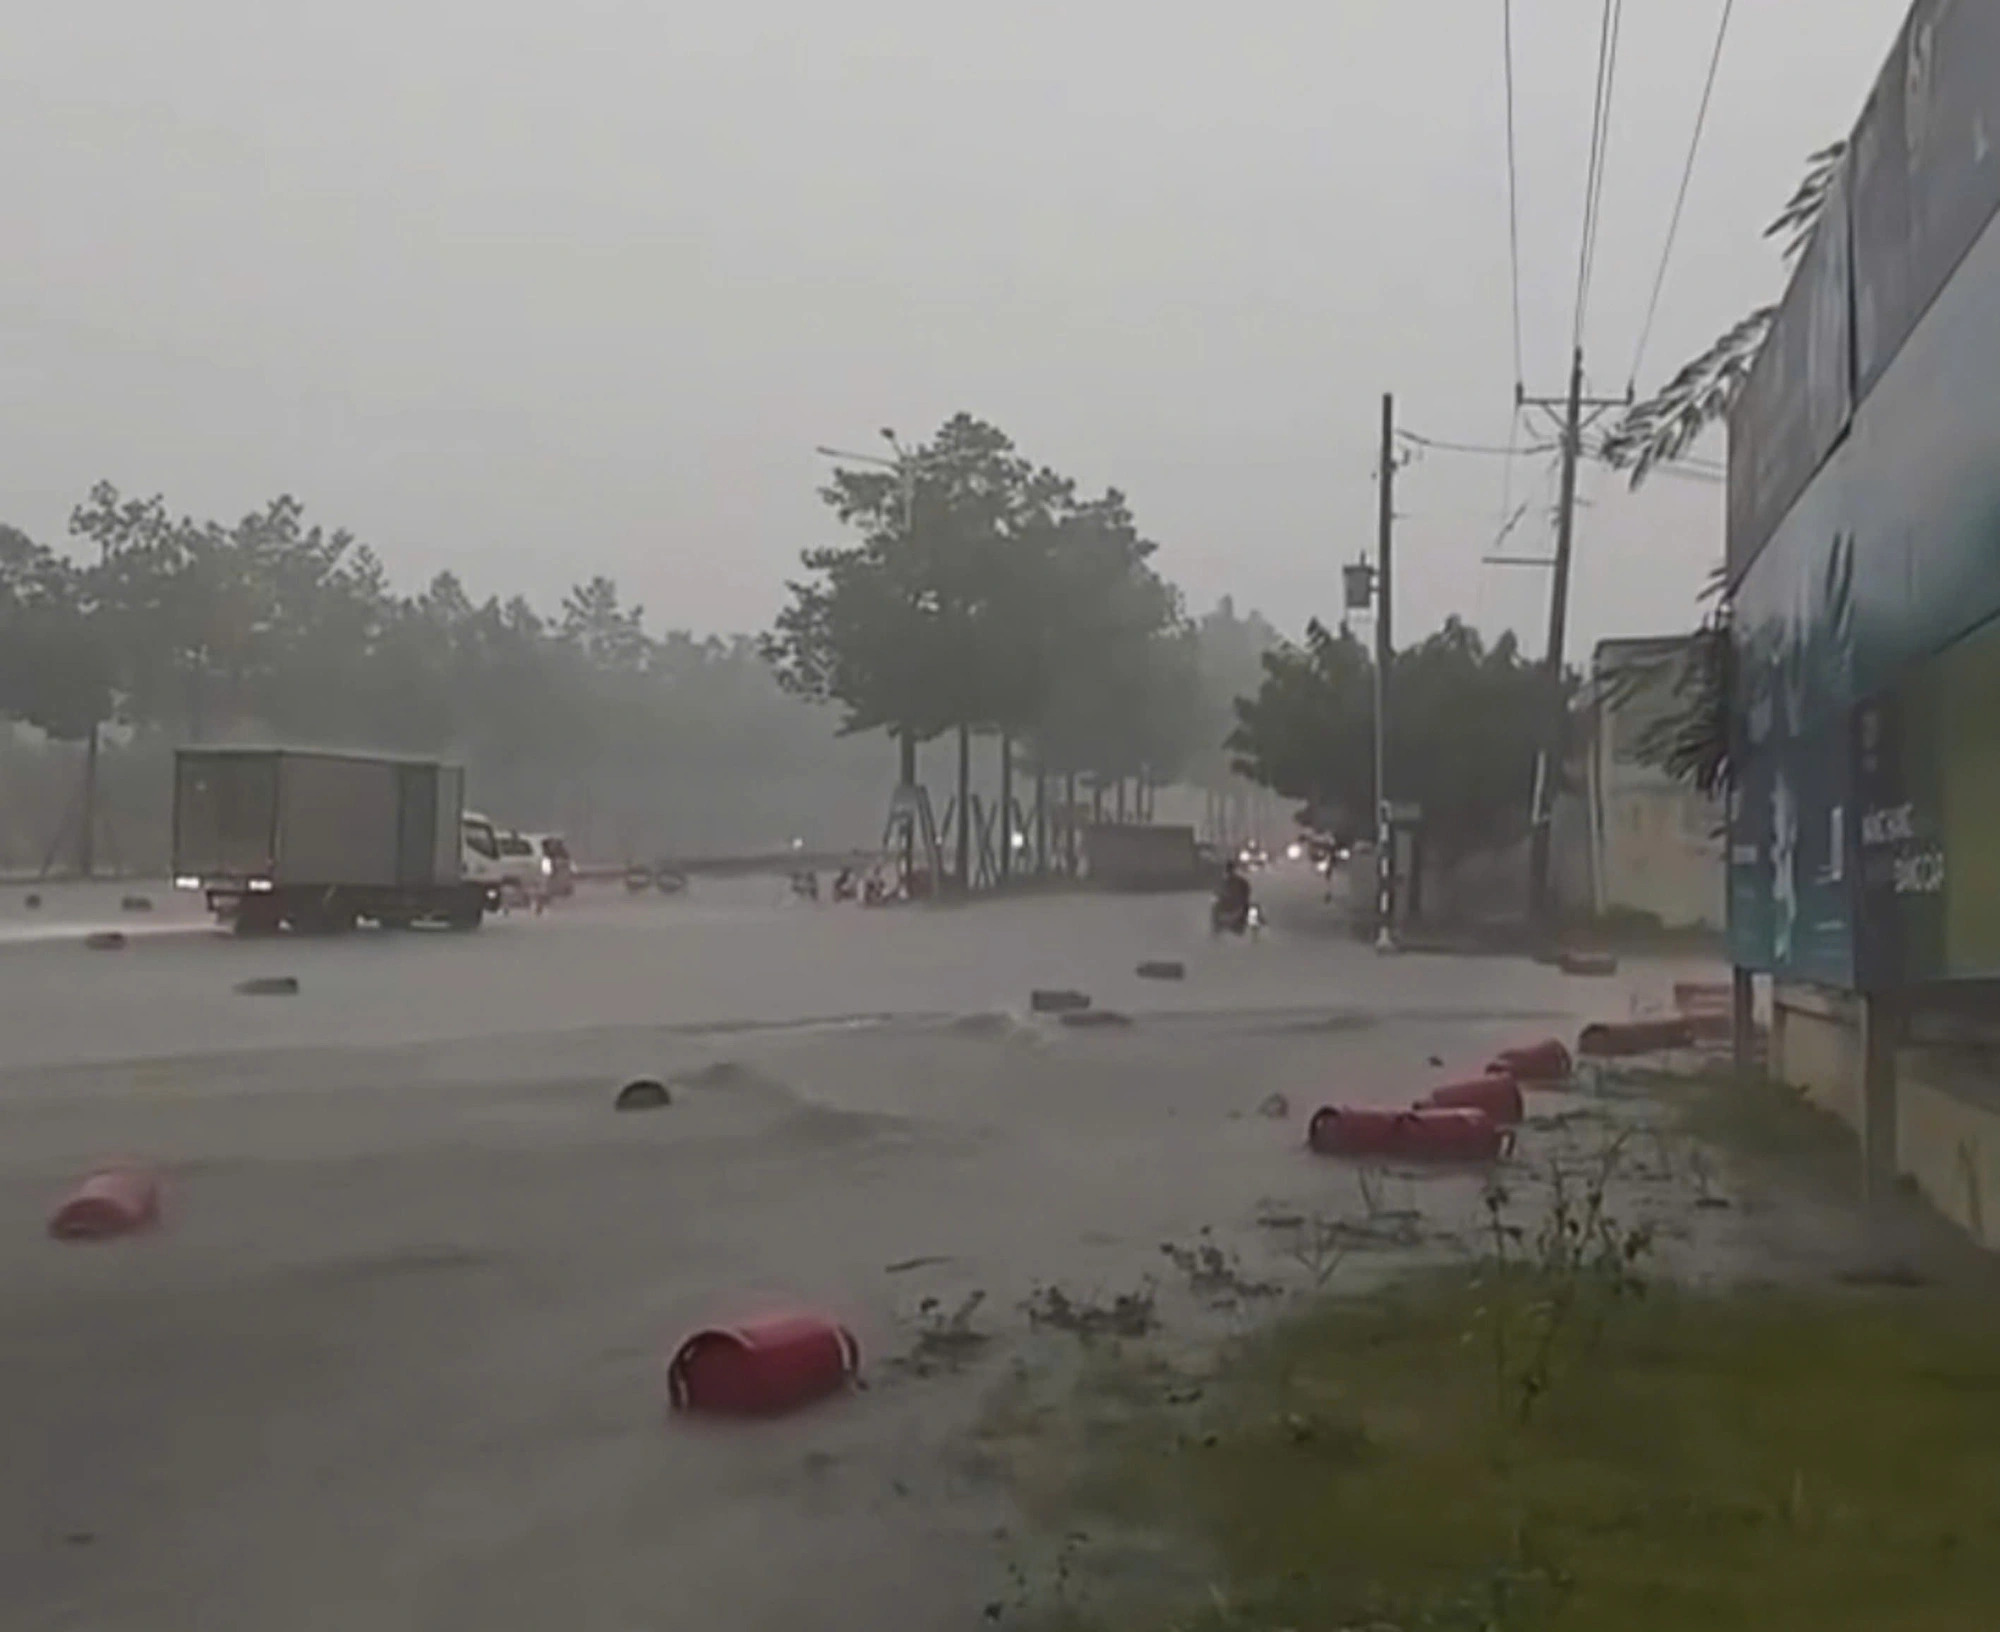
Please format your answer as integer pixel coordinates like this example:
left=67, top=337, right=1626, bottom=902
left=1770, top=979, right=2000, bottom=1251
left=1898, top=1049, right=2000, bottom=1251
left=1770, top=983, right=1863, bottom=1127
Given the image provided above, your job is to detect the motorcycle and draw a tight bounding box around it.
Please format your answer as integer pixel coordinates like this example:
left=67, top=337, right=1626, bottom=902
left=1210, top=896, right=1263, bottom=937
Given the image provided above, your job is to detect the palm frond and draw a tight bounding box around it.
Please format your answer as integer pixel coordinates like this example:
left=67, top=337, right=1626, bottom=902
left=1604, top=138, right=1846, bottom=489
left=1599, top=306, right=1776, bottom=483
left=1765, top=141, right=1849, bottom=264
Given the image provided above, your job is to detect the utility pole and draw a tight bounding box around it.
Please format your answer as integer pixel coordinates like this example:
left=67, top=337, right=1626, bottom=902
left=1374, top=392, right=1396, bottom=953
left=1520, top=349, right=1627, bottom=926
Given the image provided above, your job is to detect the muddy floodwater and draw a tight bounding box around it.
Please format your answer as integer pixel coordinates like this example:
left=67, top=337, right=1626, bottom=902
left=1, top=871, right=1728, bottom=1631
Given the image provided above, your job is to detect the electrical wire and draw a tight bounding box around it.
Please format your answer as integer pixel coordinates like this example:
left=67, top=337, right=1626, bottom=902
left=1501, top=0, right=1526, bottom=395
left=1629, top=0, right=1737, bottom=388
left=1572, top=0, right=1625, bottom=351
left=1399, top=428, right=1559, bottom=458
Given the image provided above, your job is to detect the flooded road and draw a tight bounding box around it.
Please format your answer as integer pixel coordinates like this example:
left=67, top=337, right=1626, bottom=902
left=0, top=871, right=1718, bottom=1631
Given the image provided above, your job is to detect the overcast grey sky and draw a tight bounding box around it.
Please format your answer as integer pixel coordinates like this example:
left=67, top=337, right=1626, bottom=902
left=4, top=1, right=1905, bottom=655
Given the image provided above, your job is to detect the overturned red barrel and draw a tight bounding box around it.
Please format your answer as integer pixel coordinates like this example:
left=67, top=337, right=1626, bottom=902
left=668, top=1312, right=860, bottom=1417
left=1309, top=1105, right=1509, bottom=1163
left=49, top=1166, right=161, bottom=1242
left=1307, top=1105, right=1405, bottom=1157
left=1395, top=1106, right=1511, bottom=1162
left=1489, top=1039, right=1571, bottom=1083
left=1420, top=1073, right=1524, bottom=1125
left=1577, top=1017, right=1696, bottom=1059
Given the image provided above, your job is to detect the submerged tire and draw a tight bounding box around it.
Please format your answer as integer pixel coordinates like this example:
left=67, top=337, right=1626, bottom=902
left=615, top=1078, right=672, bottom=1112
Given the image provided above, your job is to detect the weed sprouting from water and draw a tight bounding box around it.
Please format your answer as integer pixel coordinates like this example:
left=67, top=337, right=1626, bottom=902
left=1160, top=1229, right=1281, bottom=1306
left=1024, top=1279, right=1161, bottom=1341
left=899, top=1289, right=992, bottom=1376
left=1474, top=1129, right=1655, bottom=1425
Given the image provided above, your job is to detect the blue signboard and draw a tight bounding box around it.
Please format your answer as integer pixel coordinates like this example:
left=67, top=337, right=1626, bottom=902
left=1727, top=456, right=1857, bottom=984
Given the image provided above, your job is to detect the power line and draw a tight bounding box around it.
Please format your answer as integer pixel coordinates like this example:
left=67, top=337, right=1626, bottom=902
left=1572, top=0, right=1625, bottom=350
left=1399, top=428, right=1559, bottom=458
left=1629, top=0, right=1737, bottom=388
left=1501, top=0, right=1526, bottom=393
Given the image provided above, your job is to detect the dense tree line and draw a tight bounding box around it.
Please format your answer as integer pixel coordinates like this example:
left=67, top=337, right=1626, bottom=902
left=0, top=486, right=895, bottom=869
left=1227, top=615, right=1566, bottom=873
left=3, top=444, right=1278, bottom=877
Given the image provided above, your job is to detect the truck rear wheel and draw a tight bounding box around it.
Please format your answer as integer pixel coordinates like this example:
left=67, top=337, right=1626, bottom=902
left=294, top=901, right=358, bottom=936
left=233, top=899, right=282, bottom=938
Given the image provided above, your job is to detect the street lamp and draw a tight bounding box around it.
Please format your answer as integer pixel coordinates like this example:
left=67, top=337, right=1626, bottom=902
left=814, top=442, right=917, bottom=538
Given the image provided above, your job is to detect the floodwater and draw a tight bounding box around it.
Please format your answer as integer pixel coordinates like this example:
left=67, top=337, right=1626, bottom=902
left=0, top=869, right=1726, bottom=1631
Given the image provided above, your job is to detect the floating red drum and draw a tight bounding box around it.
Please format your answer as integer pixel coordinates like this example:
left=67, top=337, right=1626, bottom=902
left=49, top=1165, right=161, bottom=1242
left=1394, top=1107, right=1511, bottom=1162
left=667, top=1312, right=860, bottom=1417
left=1307, top=1105, right=1405, bottom=1157
left=1489, top=1039, right=1572, bottom=1083
left=1577, top=1017, right=1696, bottom=1058
left=1420, top=1073, right=1525, bottom=1126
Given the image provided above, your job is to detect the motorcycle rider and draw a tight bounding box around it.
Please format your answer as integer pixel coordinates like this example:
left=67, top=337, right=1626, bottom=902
left=1213, top=859, right=1253, bottom=932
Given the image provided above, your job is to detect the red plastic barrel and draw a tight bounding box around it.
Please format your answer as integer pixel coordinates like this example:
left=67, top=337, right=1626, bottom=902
left=1577, top=1017, right=1696, bottom=1058
left=1307, top=1105, right=1404, bottom=1157
left=1489, top=1039, right=1572, bottom=1083
left=49, top=1166, right=161, bottom=1241
left=668, top=1313, right=860, bottom=1417
left=1421, top=1073, right=1525, bottom=1125
left=1394, top=1107, right=1511, bottom=1162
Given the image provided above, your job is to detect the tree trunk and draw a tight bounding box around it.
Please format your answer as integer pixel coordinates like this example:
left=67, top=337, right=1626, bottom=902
left=1115, top=778, right=1128, bottom=824
left=77, top=723, right=100, bottom=881
left=1034, top=769, right=1048, bottom=876
left=897, top=728, right=917, bottom=887
left=1065, top=772, right=1079, bottom=875
left=999, top=735, right=1014, bottom=884
left=955, top=724, right=972, bottom=892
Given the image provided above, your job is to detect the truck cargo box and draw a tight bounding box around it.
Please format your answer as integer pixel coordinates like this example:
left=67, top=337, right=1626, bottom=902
left=174, top=749, right=467, bottom=889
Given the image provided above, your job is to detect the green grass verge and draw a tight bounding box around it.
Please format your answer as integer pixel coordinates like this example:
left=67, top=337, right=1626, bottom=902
left=991, top=1272, right=2000, bottom=1630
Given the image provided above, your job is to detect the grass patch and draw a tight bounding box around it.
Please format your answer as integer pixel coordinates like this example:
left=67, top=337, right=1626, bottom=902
left=999, top=1270, right=2000, bottom=1630
left=1669, top=1070, right=1855, bottom=1167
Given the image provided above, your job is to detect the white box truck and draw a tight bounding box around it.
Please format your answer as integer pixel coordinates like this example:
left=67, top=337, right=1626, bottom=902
left=172, top=748, right=503, bottom=934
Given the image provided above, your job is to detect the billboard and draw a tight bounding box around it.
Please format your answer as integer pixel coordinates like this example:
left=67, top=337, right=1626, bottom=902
left=1728, top=0, right=2000, bottom=991
left=1727, top=165, right=1853, bottom=584
left=1854, top=613, right=2000, bottom=986
left=1848, top=11, right=1915, bottom=398
left=1727, top=458, right=1857, bottom=983
left=1848, top=0, right=2000, bottom=398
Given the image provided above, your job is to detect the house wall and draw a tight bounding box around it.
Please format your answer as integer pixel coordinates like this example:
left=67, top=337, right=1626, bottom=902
left=1589, top=641, right=1726, bottom=929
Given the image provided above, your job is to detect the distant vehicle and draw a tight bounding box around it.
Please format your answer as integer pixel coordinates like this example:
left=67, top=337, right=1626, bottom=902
left=494, top=829, right=541, bottom=906
left=461, top=809, right=508, bottom=901
left=174, top=749, right=502, bottom=934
